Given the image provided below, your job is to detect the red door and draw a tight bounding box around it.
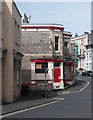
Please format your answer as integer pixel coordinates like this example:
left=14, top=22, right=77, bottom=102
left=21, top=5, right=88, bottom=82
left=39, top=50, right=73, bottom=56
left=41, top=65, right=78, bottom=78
left=54, top=68, right=61, bottom=82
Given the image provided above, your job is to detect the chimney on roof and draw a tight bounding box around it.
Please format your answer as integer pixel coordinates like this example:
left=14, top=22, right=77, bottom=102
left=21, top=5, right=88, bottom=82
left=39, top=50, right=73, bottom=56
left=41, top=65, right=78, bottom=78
left=75, top=33, right=78, bottom=37
left=84, top=32, right=89, bottom=34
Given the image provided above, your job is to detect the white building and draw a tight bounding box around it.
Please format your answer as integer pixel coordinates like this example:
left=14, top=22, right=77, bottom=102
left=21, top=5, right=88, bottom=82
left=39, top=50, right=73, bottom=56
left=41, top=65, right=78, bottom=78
left=85, top=31, right=93, bottom=71
left=21, top=24, right=74, bottom=91
left=71, top=32, right=89, bottom=71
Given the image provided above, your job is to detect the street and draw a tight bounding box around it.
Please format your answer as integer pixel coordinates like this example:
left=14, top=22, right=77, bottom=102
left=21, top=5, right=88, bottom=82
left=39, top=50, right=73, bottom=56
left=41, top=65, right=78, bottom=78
left=2, top=75, right=91, bottom=119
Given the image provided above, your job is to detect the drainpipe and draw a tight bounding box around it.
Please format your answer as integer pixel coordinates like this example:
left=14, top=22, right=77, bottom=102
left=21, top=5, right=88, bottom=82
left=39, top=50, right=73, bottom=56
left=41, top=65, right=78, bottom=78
left=74, top=46, right=77, bottom=81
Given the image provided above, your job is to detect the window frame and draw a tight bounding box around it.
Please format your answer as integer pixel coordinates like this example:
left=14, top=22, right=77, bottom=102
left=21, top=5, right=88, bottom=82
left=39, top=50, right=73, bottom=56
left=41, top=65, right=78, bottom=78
left=35, top=62, right=48, bottom=74
left=55, top=36, right=59, bottom=51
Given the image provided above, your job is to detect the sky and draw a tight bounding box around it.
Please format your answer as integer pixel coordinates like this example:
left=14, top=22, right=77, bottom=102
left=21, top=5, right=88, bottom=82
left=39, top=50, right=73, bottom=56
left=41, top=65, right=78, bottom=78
left=16, top=2, right=91, bottom=37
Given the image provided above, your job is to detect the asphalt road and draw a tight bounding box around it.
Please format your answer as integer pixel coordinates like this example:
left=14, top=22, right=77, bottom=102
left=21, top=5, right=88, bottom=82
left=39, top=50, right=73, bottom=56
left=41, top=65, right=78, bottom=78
left=3, top=75, right=92, bottom=119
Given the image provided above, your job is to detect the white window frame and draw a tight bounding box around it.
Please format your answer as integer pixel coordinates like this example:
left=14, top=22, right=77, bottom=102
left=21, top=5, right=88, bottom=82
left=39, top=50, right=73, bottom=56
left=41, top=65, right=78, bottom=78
left=54, top=36, right=60, bottom=52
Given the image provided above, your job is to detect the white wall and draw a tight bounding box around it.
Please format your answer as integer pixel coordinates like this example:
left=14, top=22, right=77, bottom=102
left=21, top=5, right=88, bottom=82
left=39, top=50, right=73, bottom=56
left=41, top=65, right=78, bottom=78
left=86, top=47, right=92, bottom=71
left=31, top=62, right=53, bottom=80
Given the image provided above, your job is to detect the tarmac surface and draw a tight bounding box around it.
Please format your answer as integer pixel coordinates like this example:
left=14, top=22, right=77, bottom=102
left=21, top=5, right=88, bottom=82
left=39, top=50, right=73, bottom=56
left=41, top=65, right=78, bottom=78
left=2, top=76, right=87, bottom=116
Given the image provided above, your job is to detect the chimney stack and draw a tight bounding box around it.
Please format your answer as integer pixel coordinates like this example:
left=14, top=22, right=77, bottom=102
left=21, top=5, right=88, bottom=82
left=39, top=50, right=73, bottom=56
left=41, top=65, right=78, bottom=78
left=75, top=33, right=78, bottom=37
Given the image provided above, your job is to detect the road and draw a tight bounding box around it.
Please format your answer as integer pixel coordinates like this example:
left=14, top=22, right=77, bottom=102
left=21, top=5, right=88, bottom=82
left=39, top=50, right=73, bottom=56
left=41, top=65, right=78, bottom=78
left=3, top=75, right=92, bottom=119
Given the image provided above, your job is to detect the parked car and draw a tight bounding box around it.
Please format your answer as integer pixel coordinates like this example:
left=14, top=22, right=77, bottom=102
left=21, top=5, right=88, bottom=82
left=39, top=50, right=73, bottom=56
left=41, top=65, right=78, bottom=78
left=90, top=72, right=93, bottom=77
left=82, top=71, right=90, bottom=76
left=82, top=70, right=93, bottom=76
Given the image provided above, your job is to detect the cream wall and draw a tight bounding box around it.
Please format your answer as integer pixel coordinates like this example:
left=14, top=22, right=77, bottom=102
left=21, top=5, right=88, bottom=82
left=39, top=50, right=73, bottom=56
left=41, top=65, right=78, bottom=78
left=0, top=1, right=2, bottom=114
left=2, top=1, right=14, bottom=102
left=12, top=2, right=21, bottom=53
left=2, top=1, right=22, bottom=102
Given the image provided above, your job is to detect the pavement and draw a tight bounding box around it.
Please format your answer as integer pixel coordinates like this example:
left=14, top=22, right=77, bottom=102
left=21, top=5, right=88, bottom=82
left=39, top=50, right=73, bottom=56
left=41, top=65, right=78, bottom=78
left=2, top=76, right=87, bottom=116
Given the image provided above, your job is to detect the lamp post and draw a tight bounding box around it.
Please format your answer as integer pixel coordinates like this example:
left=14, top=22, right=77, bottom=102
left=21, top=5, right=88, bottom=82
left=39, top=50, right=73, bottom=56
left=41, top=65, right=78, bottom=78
left=74, top=43, right=78, bottom=81
left=45, top=68, right=48, bottom=98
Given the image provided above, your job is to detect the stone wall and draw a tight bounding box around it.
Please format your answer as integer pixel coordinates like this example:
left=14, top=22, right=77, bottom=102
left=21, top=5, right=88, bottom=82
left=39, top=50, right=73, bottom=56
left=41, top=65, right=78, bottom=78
left=22, top=31, right=51, bottom=54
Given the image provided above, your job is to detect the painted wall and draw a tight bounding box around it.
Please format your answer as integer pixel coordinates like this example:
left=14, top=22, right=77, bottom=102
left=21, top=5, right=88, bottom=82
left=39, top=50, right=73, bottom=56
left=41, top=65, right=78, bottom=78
left=0, top=1, right=2, bottom=113
left=31, top=62, right=53, bottom=80
left=2, top=1, right=22, bottom=102
left=71, top=33, right=89, bottom=70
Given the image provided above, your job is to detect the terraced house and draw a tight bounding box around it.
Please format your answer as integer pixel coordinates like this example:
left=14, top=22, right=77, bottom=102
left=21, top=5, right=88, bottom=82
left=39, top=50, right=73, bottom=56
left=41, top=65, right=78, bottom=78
left=21, top=23, right=75, bottom=93
left=71, top=32, right=93, bottom=72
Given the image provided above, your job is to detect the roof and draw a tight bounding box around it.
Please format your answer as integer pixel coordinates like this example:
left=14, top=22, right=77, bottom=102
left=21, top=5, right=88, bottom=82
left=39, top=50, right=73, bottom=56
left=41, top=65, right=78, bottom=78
left=63, top=31, right=72, bottom=37
left=71, top=32, right=89, bottom=40
left=13, top=1, right=22, bottom=17
left=21, top=23, right=64, bottom=31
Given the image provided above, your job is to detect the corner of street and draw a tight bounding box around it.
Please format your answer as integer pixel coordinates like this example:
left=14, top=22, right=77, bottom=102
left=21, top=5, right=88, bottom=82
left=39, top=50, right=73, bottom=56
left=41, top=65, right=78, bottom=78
left=1, top=75, right=91, bottom=119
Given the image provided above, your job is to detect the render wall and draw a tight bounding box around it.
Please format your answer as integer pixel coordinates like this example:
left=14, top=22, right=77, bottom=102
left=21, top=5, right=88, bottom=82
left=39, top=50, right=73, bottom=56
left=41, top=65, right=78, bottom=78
left=0, top=1, right=2, bottom=113
left=71, top=34, right=89, bottom=70
left=2, top=1, right=14, bottom=102
left=2, top=1, right=22, bottom=102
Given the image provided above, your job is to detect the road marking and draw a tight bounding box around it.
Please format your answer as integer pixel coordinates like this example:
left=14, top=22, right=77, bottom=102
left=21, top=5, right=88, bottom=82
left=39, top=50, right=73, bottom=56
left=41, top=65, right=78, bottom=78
left=71, top=80, right=90, bottom=94
left=58, top=79, right=90, bottom=95
left=1, top=100, right=62, bottom=118
left=76, top=80, right=89, bottom=92
left=53, top=97, right=64, bottom=101
left=62, top=91, right=70, bottom=94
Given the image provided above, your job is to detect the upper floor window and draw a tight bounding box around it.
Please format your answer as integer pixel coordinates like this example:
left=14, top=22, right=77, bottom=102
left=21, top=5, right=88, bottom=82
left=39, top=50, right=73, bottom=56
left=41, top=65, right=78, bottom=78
left=81, top=39, right=84, bottom=45
left=55, top=36, right=59, bottom=51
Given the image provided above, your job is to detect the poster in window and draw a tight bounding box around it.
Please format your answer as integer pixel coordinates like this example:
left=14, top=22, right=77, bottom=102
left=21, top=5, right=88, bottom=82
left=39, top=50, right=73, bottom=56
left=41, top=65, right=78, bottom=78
left=36, top=64, right=42, bottom=69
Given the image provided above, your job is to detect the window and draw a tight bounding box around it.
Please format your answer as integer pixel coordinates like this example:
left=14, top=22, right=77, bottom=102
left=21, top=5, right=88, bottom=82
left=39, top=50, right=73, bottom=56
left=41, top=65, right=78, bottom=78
left=17, top=69, right=20, bottom=85
left=54, top=62, right=60, bottom=67
left=35, top=62, right=48, bottom=73
left=81, top=39, right=84, bottom=45
left=64, top=41, right=68, bottom=47
left=55, top=36, right=59, bottom=51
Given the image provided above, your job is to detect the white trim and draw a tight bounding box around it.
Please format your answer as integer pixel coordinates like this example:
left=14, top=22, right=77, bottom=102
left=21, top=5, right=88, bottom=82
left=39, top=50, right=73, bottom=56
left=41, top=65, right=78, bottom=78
left=22, top=29, right=50, bottom=31
left=22, top=24, right=64, bottom=28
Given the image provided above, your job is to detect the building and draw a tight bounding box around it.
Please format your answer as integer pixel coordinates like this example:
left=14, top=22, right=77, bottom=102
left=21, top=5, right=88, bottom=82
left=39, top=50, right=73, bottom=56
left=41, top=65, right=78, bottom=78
left=2, top=1, right=23, bottom=102
left=71, top=32, right=89, bottom=71
left=85, top=31, right=93, bottom=71
left=21, top=24, right=74, bottom=91
left=0, top=1, right=2, bottom=104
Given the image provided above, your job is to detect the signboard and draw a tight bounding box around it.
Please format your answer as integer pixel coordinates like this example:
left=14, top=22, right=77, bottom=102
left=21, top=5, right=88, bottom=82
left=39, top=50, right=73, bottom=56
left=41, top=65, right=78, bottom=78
left=36, top=64, right=42, bottom=69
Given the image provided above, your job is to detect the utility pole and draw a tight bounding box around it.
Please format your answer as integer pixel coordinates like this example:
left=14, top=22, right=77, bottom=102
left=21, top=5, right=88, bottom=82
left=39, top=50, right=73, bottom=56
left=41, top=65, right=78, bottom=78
left=45, top=68, right=48, bottom=98
left=74, top=43, right=77, bottom=81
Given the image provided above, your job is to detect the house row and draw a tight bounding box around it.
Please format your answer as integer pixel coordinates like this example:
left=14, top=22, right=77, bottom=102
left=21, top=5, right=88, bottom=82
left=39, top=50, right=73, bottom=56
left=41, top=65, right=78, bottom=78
left=71, top=31, right=93, bottom=72
left=21, top=24, right=75, bottom=91
left=0, top=1, right=23, bottom=103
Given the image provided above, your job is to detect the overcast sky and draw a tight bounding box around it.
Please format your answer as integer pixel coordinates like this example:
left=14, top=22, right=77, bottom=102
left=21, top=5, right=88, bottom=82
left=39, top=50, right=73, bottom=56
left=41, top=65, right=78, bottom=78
left=16, top=2, right=91, bottom=37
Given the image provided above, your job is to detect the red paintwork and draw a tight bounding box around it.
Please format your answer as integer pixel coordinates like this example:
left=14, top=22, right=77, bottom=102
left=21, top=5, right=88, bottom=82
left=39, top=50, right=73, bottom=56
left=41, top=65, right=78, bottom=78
left=63, top=33, right=72, bottom=37
left=64, top=61, right=74, bottom=65
left=54, top=68, right=61, bottom=82
left=30, top=59, right=64, bottom=62
left=21, top=26, right=64, bottom=31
